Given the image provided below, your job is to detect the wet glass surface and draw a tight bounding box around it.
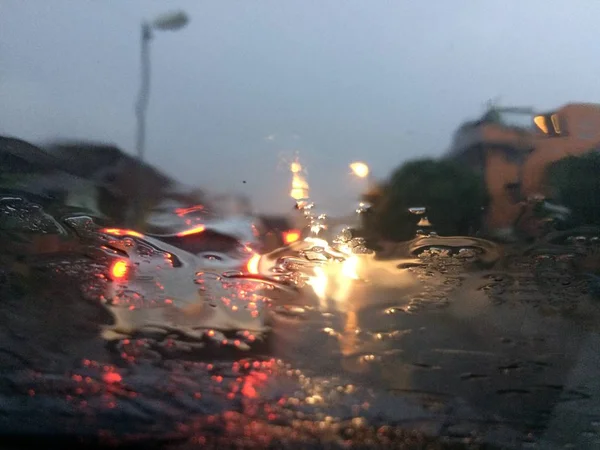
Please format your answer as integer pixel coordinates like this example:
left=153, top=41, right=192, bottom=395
left=2, top=199, right=600, bottom=448
left=5, top=3, right=600, bottom=447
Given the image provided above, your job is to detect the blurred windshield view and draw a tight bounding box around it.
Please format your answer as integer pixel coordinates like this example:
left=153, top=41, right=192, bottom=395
left=3, top=2, right=600, bottom=449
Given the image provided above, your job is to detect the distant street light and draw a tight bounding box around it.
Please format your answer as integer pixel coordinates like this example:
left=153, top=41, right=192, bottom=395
left=349, top=161, right=369, bottom=179
left=349, top=161, right=373, bottom=228
left=132, top=10, right=189, bottom=228
left=349, top=161, right=373, bottom=194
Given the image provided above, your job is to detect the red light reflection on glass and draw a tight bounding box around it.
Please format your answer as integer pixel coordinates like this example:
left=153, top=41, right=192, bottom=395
left=103, top=372, right=122, bottom=384
left=175, top=205, right=205, bottom=217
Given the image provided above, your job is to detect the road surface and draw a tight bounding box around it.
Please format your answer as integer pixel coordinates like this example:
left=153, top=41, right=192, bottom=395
left=1, top=247, right=600, bottom=449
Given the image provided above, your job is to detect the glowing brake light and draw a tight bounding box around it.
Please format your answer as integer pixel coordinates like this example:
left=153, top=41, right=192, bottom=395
left=246, top=253, right=261, bottom=275
left=283, top=229, right=301, bottom=244
left=177, top=225, right=206, bottom=237
left=101, top=228, right=144, bottom=238
left=110, top=260, right=129, bottom=281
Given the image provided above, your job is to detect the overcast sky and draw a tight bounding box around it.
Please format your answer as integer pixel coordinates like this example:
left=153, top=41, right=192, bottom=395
left=1, top=1, right=598, bottom=215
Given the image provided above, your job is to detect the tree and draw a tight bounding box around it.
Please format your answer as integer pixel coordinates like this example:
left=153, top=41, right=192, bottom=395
left=364, top=158, right=488, bottom=241
left=545, top=151, right=600, bottom=226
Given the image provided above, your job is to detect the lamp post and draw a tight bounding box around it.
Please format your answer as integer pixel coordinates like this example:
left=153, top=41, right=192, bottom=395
left=349, top=161, right=373, bottom=229
left=132, top=10, right=189, bottom=228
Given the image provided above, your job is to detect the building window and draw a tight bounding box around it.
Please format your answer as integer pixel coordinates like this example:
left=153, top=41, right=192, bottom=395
left=534, top=115, right=548, bottom=134
left=550, top=114, right=561, bottom=134
left=534, top=113, right=566, bottom=137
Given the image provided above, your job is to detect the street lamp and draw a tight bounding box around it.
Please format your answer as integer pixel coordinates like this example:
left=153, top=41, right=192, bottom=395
left=349, top=161, right=373, bottom=194
left=349, top=161, right=373, bottom=228
left=132, top=10, right=189, bottom=228
left=151, top=11, right=189, bottom=31
left=349, top=161, right=369, bottom=179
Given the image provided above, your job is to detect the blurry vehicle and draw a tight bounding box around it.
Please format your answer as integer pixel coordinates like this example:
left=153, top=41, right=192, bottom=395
left=97, top=227, right=256, bottom=305
left=145, top=200, right=211, bottom=234
left=96, top=220, right=262, bottom=302
left=0, top=195, right=301, bottom=347
left=0, top=194, right=263, bottom=296
left=148, top=199, right=303, bottom=254
left=71, top=220, right=275, bottom=345
left=147, top=198, right=264, bottom=251
left=256, top=215, right=302, bottom=252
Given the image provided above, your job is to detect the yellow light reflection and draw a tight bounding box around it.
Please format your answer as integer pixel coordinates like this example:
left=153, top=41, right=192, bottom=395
left=339, top=309, right=358, bottom=357
left=290, top=159, right=309, bottom=200
left=341, top=255, right=360, bottom=280
left=534, top=115, right=548, bottom=134
left=307, top=266, right=328, bottom=308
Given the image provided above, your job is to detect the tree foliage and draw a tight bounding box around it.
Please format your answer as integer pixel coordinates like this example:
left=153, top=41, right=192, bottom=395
left=545, top=151, right=600, bottom=226
left=363, top=158, right=488, bottom=241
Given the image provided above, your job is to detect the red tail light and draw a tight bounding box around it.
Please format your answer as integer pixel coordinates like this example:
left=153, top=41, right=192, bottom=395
left=283, top=229, right=301, bottom=244
left=110, top=259, right=129, bottom=281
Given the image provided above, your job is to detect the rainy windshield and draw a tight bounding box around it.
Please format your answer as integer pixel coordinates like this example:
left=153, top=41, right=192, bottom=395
left=3, top=2, right=600, bottom=449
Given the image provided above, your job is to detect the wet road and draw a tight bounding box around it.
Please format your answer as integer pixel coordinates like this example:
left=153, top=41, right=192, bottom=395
left=268, top=250, right=600, bottom=449
left=1, top=246, right=600, bottom=449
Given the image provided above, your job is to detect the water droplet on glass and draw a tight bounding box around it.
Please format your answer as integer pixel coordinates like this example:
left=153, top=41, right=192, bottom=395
left=408, top=206, right=426, bottom=216
left=355, top=201, right=372, bottom=215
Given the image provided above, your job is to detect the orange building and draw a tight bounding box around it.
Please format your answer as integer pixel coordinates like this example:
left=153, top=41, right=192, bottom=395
left=447, top=103, right=600, bottom=237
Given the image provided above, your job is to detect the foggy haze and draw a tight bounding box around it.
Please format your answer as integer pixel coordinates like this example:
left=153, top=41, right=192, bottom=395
left=1, top=1, right=598, bottom=215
